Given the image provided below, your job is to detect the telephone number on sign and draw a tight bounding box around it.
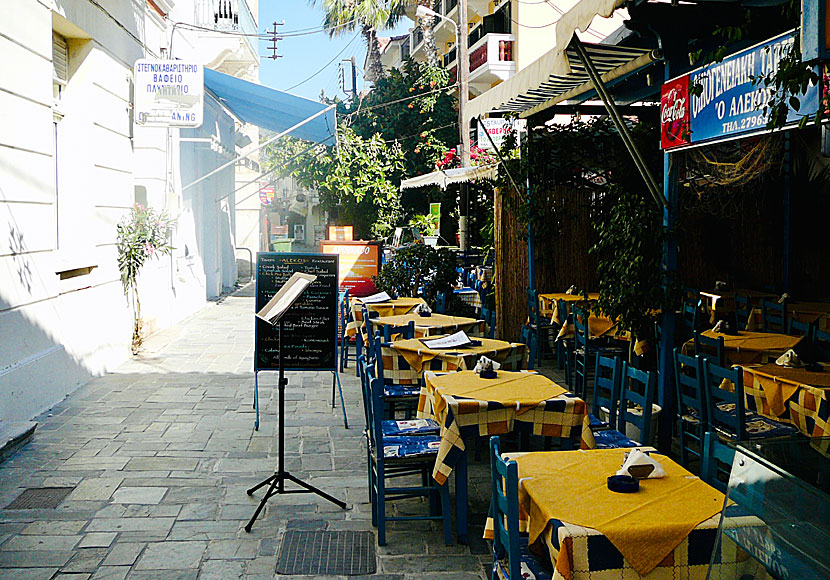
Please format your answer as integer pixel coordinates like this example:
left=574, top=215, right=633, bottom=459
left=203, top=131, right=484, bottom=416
left=721, top=113, right=766, bottom=133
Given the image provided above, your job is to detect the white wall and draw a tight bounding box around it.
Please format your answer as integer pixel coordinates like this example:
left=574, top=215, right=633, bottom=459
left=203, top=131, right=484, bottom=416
left=0, top=0, right=245, bottom=425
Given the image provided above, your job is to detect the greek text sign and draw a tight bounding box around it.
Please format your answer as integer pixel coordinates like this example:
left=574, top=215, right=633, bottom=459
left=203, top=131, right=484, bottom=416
left=477, top=118, right=525, bottom=151
left=134, top=59, right=204, bottom=128
left=661, top=30, right=819, bottom=150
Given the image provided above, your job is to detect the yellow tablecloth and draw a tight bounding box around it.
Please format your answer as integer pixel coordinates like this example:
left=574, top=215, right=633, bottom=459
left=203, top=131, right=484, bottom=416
left=683, top=330, right=802, bottom=365
left=538, top=292, right=599, bottom=318
left=390, top=337, right=527, bottom=373
left=418, top=371, right=594, bottom=484
left=346, top=297, right=426, bottom=337
left=742, top=363, right=830, bottom=454
left=505, top=449, right=725, bottom=576
left=371, top=313, right=484, bottom=338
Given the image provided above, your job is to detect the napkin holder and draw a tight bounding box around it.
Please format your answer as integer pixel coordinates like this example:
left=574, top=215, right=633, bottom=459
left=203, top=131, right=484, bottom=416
left=776, top=349, right=804, bottom=368
left=474, top=356, right=501, bottom=378
left=415, top=303, right=433, bottom=317
left=617, top=448, right=666, bottom=479
left=607, top=475, right=639, bottom=493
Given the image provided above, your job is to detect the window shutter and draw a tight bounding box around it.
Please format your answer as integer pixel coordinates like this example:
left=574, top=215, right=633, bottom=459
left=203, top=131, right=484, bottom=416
left=52, top=32, right=69, bottom=85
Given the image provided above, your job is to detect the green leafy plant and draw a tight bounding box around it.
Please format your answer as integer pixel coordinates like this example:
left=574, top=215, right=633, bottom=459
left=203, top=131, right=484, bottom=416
left=116, top=204, right=174, bottom=354
left=373, top=244, right=457, bottom=307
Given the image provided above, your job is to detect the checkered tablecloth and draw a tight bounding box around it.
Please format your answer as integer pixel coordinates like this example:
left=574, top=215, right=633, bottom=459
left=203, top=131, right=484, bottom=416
left=372, top=313, right=484, bottom=339
left=536, top=511, right=769, bottom=580
left=743, top=364, right=830, bottom=455
left=417, top=371, right=594, bottom=485
left=454, top=288, right=482, bottom=310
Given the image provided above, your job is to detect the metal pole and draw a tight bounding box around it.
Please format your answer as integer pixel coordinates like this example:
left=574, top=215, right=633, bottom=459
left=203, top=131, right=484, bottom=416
left=571, top=38, right=667, bottom=209
left=458, top=1, right=471, bottom=252
left=350, top=56, right=357, bottom=102
left=783, top=131, right=791, bottom=291
left=181, top=104, right=336, bottom=192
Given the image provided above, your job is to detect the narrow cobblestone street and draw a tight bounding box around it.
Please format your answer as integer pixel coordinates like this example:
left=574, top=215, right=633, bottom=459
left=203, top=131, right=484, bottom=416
left=0, top=284, right=491, bottom=580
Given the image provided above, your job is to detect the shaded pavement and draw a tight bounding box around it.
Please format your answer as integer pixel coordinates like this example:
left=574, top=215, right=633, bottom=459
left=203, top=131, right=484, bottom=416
left=0, top=283, right=491, bottom=580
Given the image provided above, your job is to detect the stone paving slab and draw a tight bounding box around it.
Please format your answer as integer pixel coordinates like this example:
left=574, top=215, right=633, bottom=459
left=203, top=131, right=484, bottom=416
left=0, top=284, right=497, bottom=579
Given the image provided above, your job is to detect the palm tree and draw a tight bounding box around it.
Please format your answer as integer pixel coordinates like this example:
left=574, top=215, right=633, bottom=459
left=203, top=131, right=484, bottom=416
left=414, top=1, right=440, bottom=68
left=313, top=0, right=407, bottom=83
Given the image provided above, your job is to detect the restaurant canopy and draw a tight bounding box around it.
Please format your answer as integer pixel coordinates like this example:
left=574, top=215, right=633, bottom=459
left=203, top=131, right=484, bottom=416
left=400, top=163, right=500, bottom=190
left=204, top=68, right=336, bottom=144
left=184, top=70, right=337, bottom=192
left=464, top=0, right=658, bottom=121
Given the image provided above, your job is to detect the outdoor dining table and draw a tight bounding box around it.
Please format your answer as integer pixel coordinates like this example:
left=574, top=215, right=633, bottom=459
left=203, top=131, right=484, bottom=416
left=370, top=312, right=484, bottom=338
left=746, top=300, right=830, bottom=332
left=742, top=362, right=830, bottom=454
left=418, top=370, right=595, bottom=543
left=484, top=448, right=755, bottom=580
left=346, top=296, right=426, bottom=338
left=538, top=292, right=599, bottom=319
left=389, top=336, right=528, bottom=374
left=683, top=329, right=802, bottom=365
left=453, top=286, right=482, bottom=310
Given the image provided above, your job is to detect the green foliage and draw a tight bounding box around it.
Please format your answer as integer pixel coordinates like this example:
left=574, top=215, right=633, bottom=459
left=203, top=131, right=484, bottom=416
left=116, top=204, right=174, bottom=296
left=373, top=244, right=457, bottom=307
left=591, top=187, right=670, bottom=341
left=408, top=213, right=436, bottom=235
left=265, top=127, right=405, bottom=239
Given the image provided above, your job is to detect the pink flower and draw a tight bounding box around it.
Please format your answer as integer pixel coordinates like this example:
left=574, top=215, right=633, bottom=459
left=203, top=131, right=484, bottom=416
left=144, top=242, right=155, bottom=257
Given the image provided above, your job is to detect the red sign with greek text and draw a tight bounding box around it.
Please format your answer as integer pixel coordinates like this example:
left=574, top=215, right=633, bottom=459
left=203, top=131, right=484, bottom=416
left=661, top=74, right=691, bottom=150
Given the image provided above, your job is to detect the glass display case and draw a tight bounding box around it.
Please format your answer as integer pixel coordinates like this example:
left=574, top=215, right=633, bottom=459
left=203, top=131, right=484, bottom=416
left=707, top=437, right=830, bottom=580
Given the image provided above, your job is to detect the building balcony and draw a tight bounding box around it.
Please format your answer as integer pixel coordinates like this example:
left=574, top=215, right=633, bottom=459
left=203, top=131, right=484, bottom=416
left=194, top=0, right=257, bottom=58
left=445, top=33, right=515, bottom=95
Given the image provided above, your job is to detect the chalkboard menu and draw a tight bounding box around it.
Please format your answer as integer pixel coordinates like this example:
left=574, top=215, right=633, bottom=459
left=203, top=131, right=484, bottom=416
left=255, top=252, right=338, bottom=371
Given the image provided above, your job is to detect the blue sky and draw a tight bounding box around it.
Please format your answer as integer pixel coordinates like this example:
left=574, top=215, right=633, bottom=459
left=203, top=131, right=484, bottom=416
left=257, top=4, right=410, bottom=101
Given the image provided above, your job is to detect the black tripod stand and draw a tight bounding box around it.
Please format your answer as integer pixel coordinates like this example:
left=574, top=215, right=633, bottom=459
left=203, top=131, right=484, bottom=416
left=245, top=319, right=346, bottom=532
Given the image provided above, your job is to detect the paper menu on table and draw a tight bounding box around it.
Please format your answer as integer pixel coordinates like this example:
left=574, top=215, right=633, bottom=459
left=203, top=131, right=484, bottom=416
left=255, top=272, right=317, bottom=324
left=358, top=291, right=391, bottom=304
left=421, top=330, right=472, bottom=349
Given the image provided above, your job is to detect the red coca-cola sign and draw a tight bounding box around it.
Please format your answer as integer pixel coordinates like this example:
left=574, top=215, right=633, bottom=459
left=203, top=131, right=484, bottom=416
left=660, top=75, right=691, bottom=149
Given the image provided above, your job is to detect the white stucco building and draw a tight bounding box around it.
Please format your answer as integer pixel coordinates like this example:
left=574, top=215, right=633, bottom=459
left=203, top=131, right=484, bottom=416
left=0, top=0, right=259, bottom=431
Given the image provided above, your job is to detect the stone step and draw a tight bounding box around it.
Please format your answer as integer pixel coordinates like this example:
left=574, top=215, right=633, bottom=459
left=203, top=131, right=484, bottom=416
left=0, top=421, right=37, bottom=464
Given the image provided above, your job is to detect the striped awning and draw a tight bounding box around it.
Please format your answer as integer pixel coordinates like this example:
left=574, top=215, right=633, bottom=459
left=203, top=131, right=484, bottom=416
left=467, top=42, right=658, bottom=120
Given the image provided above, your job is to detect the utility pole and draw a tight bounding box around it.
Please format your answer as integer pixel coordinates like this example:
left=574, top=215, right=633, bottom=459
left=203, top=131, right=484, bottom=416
left=457, top=0, right=471, bottom=252
left=267, top=21, right=284, bottom=60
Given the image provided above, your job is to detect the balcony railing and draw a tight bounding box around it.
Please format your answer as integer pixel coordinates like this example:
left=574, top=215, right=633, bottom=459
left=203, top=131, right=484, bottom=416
left=468, top=6, right=511, bottom=47
left=194, top=0, right=257, bottom=55
left=447, top=34, right=514, bottom=83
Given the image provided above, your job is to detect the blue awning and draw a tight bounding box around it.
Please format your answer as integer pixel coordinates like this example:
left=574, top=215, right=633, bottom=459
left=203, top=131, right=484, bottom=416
left=204, top=68, right=336, bottom=143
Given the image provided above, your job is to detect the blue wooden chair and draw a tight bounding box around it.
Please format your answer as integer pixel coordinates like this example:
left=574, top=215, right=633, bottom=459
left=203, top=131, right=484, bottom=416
left=814, top=328, right=830, bottom=361
left=760, top=298, right=787, bottom=333
left=366, top=373, right=452, bottom=546
left=435, top=290, right=448, bottom=314
left=490, top=436, right=551, bottom=580
left=680, top=295, right=703, bottom=339
left=591, top=354, right=622, bottom=431
left=734, top=293, right=751, bottom=330
left=382, top=321, right=415, bottom=343
left=673, top=349, right=707, bottom=470
left=787, top=317, right=813, bottom=338
left=700, top=431, right=735, bottom=494
left=375, top=331, right=421, bottom=419
left=593, top=363, right=657, bottom=449
left=481, top=306, right=496, bottom=339
left=339, top=290, right=358, bottom=373
left=526, top=288, right=557, bottom=368
left=702, top=360, right=797, bottom=441
left=693, top=330, right=725, bottom=367
left=519, top=325, right=538, bottom=371
left=570, top=306, right=590, bottom=399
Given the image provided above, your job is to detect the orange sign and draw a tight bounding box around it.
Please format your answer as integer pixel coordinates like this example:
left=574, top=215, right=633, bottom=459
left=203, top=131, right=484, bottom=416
left=321, top=240, right=381, bottom=297
left=327, top=225, right=354, bottom=241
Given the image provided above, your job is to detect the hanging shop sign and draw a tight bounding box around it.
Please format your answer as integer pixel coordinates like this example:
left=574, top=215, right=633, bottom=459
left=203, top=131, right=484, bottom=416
left=476, top=118, right=525, bottom=152
left=259, top=185, right=275, bottom=206
left=661, top=30, right=819, bottom=150
left=320, top=240, right=381, bottom=297
left=134, top=59, right=204, bottom=128
left=428, top=203, right=441, bottom=237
